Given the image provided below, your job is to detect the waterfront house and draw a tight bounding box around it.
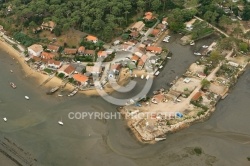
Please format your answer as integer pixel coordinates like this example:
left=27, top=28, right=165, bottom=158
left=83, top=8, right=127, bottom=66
left=41, top=21, right=56, bottom=31
left=131, top=21, right=145, bottom=32
left=58, top=64, right=75, bottom=77
left=28, top=44, right=43, bottom=57
left=78, top=46, right=85, bottom=55
left=97, top=51, right=108, bottom=58
left=47, top=59, right=62, bottom=69
left=86, top=35, right=98, bottom=43
left=146, top=46, right=162, bottom=54
left=185, top=19, right=196, bottom=31
left=63, top=48, right=77, bottom=55
left=47, top=44, right=60, bottom=52
left=41, top=51, right=55, bottom=60
left=73, top=74, right=89, bottom=87
left=144, top=12, right=154, bottom=21
left=84, top=50, right=95, bottom=56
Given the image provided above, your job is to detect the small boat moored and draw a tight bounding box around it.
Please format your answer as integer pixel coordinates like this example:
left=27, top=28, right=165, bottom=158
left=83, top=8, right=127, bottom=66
left=10, top=82, right=16, bottom=89
left=58, top=117, right=63, bottom=126
left=68, top=89, right=78, bottom=97
left=3, top=117, right=7, bottom=122
left=141, top=75, right=144, bottom=79
left=46, top=86, right=59, bottom=95
left=25, top=96, right=29, bottom=100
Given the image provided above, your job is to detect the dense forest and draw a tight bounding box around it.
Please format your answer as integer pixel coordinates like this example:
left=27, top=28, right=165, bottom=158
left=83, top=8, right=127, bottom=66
left=0, top=0, right=184, bottom=42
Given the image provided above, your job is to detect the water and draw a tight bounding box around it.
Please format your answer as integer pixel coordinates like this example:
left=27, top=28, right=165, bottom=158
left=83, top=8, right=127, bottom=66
left=0, top=34, right=250, bottom=166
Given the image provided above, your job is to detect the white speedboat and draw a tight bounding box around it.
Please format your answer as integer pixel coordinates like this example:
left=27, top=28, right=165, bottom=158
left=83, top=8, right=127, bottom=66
left=146, top=75, right=150, bottom=80
left=190, top=40, right=195, bottom=46
left=3, top=117, right=7, bottom=122
left=202, top=45, right=208, bottom=48
left=25, top=96, right=29, bottom=100
left=58, top=121, right=63, bottom=125
left=10, top=70, right=13, bottom=73
left=58, top=94, right=63, bottom=97
left=134, top=74, right=137, bottom=78
left=141, top=75, right=144, bottom=79
left=154, top=71, right=160, bottom=76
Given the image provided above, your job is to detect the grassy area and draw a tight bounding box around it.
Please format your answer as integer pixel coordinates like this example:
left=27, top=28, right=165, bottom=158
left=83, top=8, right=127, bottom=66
left=44, top=68, right=53, bottom=74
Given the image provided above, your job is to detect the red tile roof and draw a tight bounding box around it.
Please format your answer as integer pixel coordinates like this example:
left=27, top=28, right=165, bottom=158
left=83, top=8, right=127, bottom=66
left=84, top=50, right=95, bottom=55
left=47, top=45, right=60, bottom=52
left=86, top=35, right=98, bottom=41
left=41, top=51, right=55, bottom=60
left=151, top=29, right=160, bottom=36
left=64, top=65, right=75, bottom=75
left=78, top=46, right=85, bottom=53
left=146, top=46, right=162, bottom=54
left=64, top=48, right=77, bottom=55
left=73, top=74, right=88, bottom=83
left=192, top=92, right=202, bottom=101
left=144, top=12, right=153, bottom=20
left=131, top=55, right=140, bottom=62
left=48, top=59, right=61, bottom=66
left=97, top=51, right=107, bottom=57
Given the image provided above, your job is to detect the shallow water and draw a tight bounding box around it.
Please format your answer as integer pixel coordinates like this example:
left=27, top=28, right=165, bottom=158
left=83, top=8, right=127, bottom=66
left=0, top=34, right=250, bottom=166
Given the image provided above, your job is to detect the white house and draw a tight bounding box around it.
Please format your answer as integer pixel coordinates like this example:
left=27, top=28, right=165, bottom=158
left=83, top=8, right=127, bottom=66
left=28, top=44, right=43, bottom=56
left=47, top=60, right=62, bottom=69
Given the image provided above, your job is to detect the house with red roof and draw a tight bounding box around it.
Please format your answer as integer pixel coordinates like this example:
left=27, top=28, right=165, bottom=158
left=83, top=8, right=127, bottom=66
left=63, top=48, right=77, bottom=55
left=47, top=59, right=62, bottom=69
left=47, top=45, right=60, bottom=52
left=78, top=46, right=85, bottom=55
left=84, top=50, right=95, bottom=56
left=73, top=74, right=89, bottom=86
left=137, top=55, right=148, bottom=70
left=131, top=55, right=140, bottom=63
left=151, top=28, right=160, bottom=37
left=86, top=35, right=98, bottom=43
left=191, top=92, right=202, bottom=101
left=58, top=64, right=75, bottom=77
left=41, top=51, right=55, bottom=60
left=97, top=51, right=108, bottom=58
left=146, top=46, right=162, bottom=54
left=144, top=12, right=154, bottom=21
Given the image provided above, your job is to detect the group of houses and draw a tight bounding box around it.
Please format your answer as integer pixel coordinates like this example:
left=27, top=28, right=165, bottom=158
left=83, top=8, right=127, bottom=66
left=26, top=35, right=111, bottom=88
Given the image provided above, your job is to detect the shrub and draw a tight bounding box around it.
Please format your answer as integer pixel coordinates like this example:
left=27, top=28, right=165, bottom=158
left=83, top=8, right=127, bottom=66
left=194, top=147, right=202, bottom=155
left=58, top=73, right=65, bottom=78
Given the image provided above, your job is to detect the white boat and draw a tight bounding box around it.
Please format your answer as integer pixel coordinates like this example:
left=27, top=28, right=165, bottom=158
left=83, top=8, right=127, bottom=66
left=10, top=70, right=13, bottom=73
left=194, top=52, right=201, bottom=56
left=134, top=74, right=137, bottom=78
left=154, top=71, right=160, bottom=76
left=25, top=96, right=29, bottom=100
left=3, top=117, right=7, bottom=122
left=202, top=45, right=208, bottom=48
left=190, top=40, right=195, bottom=46
left=167, top=57, right=172, bottom=59
left=159, top=65, right=163, bottom=69
left=155, top=137, right=166, bottom=141
left=58, top=117, right=63, bottom=126
left=146, top=75, right=150, bottom=80
left=141, top=75, right=144, bottom=79
left=58, top=94, right=63, bottom=97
